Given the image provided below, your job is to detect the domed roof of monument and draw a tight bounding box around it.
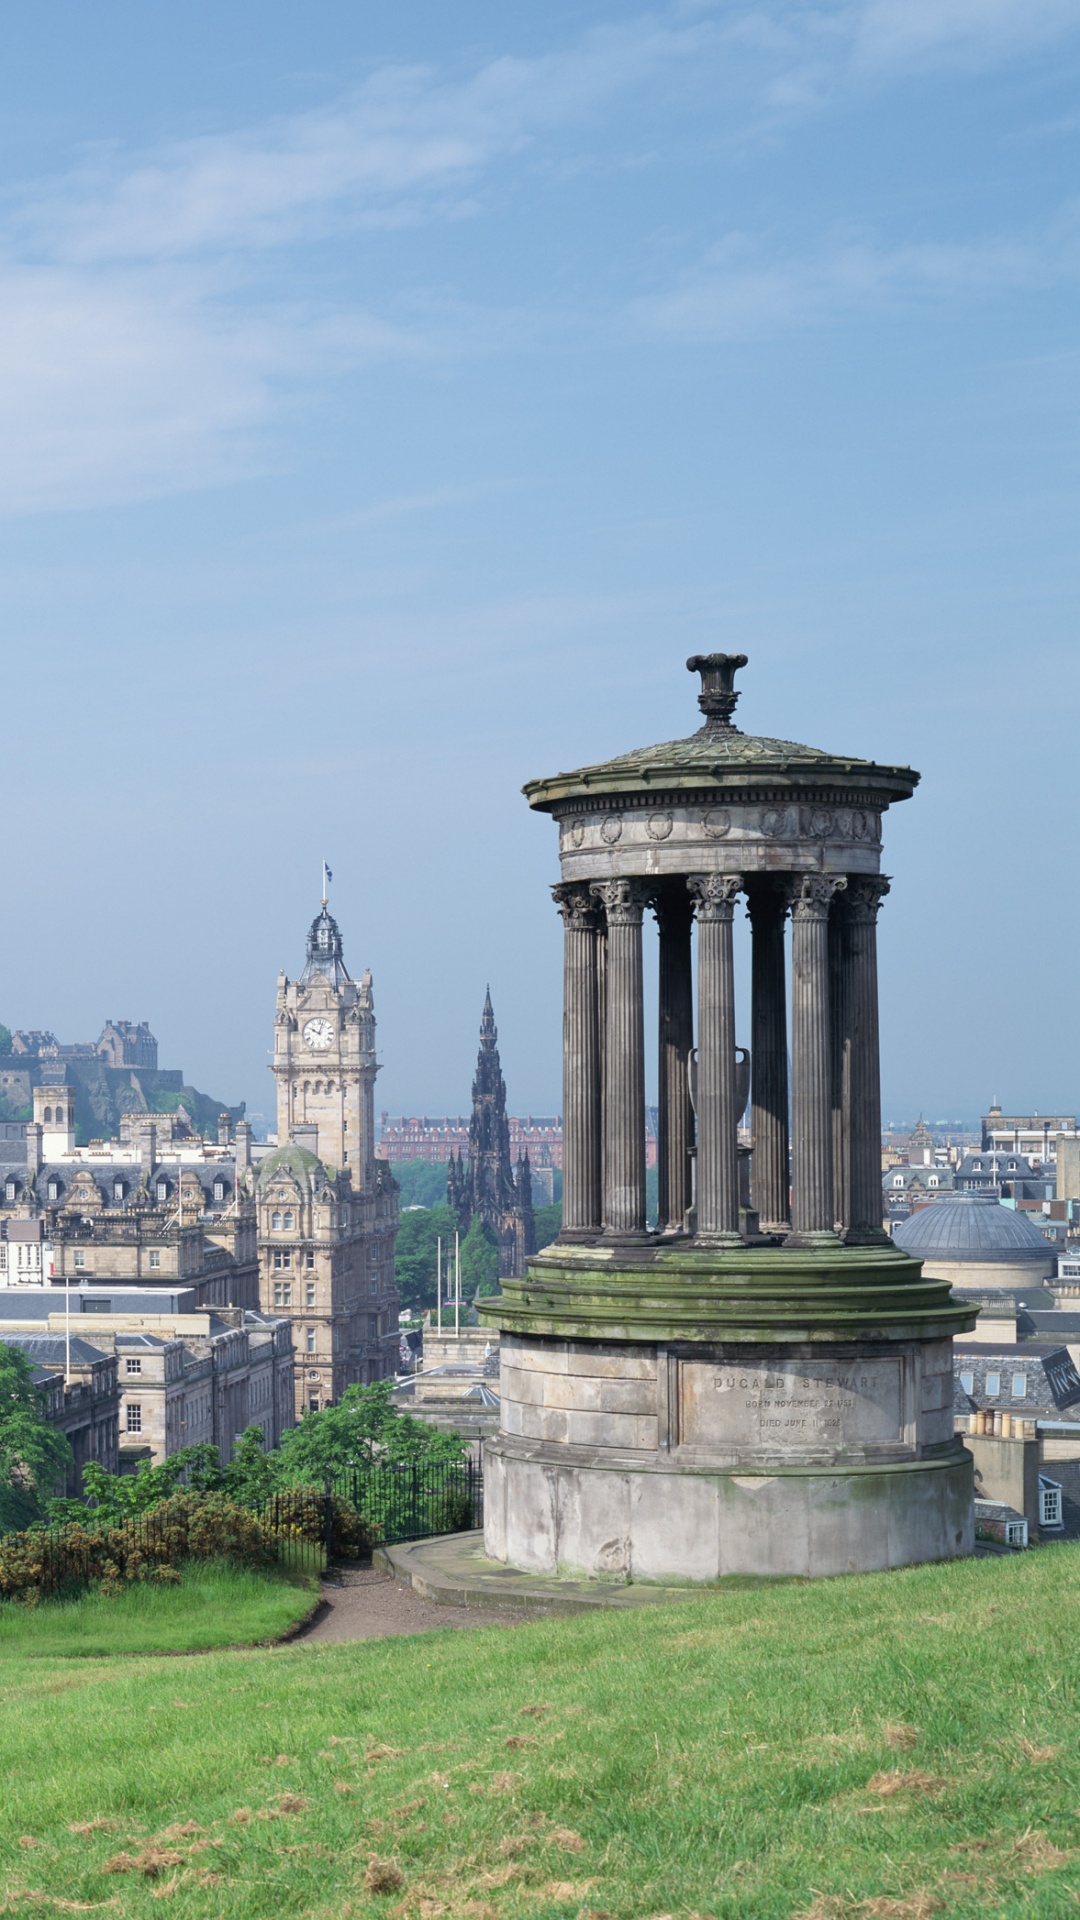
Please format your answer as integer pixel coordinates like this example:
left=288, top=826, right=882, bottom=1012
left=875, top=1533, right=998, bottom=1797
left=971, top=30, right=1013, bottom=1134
left=893, top=1195, right=1053, bottom=1262
left=524, top=654, right=919, bottom=811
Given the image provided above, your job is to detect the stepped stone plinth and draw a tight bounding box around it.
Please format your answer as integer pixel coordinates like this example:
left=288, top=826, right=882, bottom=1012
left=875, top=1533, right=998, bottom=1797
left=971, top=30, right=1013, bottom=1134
left=481, top=654, right=975, bottom=1580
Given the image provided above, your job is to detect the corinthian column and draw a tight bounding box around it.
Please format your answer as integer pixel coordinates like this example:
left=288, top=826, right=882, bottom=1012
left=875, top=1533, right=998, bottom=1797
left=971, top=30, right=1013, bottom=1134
left=591, top=879, right=649, bottom=1236
left=788, top=874, right=846, bottom=1242
left=688, top=872, right=744, bottom=1245
left=552, top=883, right=602, bottom=1237
left=845, top=876, right=890, bottom=1244
left=747, top=881, right=790, bottom=1234
left=652, top=885, right=694, bottom=1233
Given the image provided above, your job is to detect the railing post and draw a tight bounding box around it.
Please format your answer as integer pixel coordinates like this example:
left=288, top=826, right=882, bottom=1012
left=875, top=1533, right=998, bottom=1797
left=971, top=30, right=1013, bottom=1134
left=323, top=1478, right=334, bottom=1565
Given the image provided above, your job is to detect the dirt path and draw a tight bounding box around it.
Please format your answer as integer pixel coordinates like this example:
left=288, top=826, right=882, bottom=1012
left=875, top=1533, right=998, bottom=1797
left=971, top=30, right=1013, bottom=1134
left=301, top=1565, right=528, bottom=1643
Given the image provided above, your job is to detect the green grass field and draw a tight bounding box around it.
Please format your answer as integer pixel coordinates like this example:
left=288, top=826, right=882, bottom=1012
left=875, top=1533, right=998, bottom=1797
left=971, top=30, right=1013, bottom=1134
left=0, top=1559, right=319, bottom=1659
left=1, top=1546, right=1079, bottom=1918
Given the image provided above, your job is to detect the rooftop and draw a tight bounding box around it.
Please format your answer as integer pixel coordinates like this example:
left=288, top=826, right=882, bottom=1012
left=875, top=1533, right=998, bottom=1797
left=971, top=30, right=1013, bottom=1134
left=524, top=654, right=920, bottom=811
left=893, top=1194, right=1055, bottom=1262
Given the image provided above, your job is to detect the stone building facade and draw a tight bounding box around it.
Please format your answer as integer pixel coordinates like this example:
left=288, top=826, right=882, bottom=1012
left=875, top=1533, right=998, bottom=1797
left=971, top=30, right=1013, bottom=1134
left=21, top=1337, right=120, bottom=1494
left=266, top=903, right=400, bottom=1413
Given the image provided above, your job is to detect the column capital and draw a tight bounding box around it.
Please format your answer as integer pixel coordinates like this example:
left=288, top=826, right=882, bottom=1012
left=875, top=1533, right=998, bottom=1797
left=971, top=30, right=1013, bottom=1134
left=845, top=875, right=890, bottom=924
left=788, top=874, right=846, bottom=923
left=552, top=881, right=601, bottom=931
left=687, top=873, right=744, bottom=922
left=591, top=878, right=649, bottom=927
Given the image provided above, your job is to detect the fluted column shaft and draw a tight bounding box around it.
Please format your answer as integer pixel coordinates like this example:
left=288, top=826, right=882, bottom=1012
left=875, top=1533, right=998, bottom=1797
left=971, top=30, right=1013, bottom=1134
left=747, top=882, right=790, bottom=1233
left=592, top=879, right=648, bottom=1236
left=789, top=875, right=846, bottom=1240
left=553, top=883, right=602, bottom=1236
left=654, top=886, right=694, bottom=1233
left=689, top=873, right=744, bottom=1244
left=829, top=896, right=851, bottom=1235
left=845, top=877, right=890, bottom=1242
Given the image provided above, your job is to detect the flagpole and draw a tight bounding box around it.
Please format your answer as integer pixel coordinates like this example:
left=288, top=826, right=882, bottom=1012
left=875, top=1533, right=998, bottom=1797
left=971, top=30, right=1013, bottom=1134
left=436, top=1236, right=442, bottom=1337
left=454, top=1230, right=460, bottom=1336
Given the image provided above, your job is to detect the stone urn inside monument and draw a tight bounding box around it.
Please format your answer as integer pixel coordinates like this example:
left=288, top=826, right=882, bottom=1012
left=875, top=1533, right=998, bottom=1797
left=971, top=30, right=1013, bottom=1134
left=480, top=654, right=975, bottom=1580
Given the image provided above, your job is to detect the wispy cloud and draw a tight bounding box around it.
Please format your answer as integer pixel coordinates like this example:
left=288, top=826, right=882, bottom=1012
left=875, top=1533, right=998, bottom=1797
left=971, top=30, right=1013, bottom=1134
left=633, top=225, right=1068, bottom=341
left=17, top=17, right=712, bottom=266
left=1, top=4, right=1078, bottom=512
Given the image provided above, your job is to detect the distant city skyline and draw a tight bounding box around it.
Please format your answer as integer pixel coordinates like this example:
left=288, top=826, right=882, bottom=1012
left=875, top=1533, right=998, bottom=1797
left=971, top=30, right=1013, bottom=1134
left=2, top=3, right=1078, bottom=1122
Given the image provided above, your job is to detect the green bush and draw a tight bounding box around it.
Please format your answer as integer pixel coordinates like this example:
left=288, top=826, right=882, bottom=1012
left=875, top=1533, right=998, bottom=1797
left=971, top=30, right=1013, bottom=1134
left=0, top=1493, right=275, bottom=1603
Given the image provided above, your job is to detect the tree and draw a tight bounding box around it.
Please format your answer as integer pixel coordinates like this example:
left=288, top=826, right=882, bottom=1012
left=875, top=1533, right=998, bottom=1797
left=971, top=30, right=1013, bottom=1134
left=394, top=1203, right=458, bottom=1311
left=0, top=1344, right=73, bottom=1533
left=276, top=1381, right=464, bottom=1482
left=533, top=1202, right=561, bottom=1250
left=50, top=1444, right=223, bottom=1523
left=0, top=1025, right=11, bottom=1057
left=459, top=1214, right=500, bottom=1299
left=394, top=1161, right=449, bottom=1209
left=221, top=1426, right=280, bottom=1506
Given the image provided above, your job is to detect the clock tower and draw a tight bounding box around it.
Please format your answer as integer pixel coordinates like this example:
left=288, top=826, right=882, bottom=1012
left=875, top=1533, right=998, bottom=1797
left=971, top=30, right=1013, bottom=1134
left=272, top=902, right=377, bottom=1177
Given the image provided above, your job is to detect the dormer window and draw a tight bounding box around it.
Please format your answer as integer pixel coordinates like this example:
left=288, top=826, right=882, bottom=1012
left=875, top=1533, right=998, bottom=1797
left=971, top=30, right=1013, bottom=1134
left=213, top=1179, right=225, bottom=1202
left=156, top=1180, right=168, bottom=1202
left=113, top=1180, right=125, bottom=1202
left=283, top=1210, right=294, bottom=1230
left=5, top=1180, right=15, bottom=1203
left=271, top=1210, right=282, bottom=1230
left=47, top=1180, right=60, bottom=1201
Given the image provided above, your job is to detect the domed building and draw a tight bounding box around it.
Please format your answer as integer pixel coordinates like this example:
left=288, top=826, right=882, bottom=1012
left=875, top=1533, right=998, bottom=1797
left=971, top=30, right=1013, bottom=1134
left=893, top=1194, right=1055, bottom=1292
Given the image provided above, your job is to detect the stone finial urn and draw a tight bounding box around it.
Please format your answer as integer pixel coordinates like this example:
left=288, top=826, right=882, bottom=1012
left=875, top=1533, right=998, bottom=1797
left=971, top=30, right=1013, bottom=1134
left=480, top=656, right=975, bottom=1581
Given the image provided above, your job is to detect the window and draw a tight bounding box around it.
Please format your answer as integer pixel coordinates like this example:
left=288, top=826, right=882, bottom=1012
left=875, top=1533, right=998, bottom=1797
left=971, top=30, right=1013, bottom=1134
left=55, top=1105, right=64, bottom=1124
left=370, top=1279, right=377, bottom=1296
left=126, top=1404, right=142, bottom=1433
left=960, top=1371, right=974, bottom=1395
left=283, top=1210, right=294, bottom=1230
left=893, top=1175, right=904, bottom=1187
left=157, top=1180, right=168, bottom=1201
left=1005, top=1520, right=1028, bottom=1548
left=306, top=1329, right=317, bottom=1354
left=271, top=1210, right=282, bottom=1230
left=73, top=1250, right=86, bottom=1270
left=273, top=1281, right=293, bottom=1308
left=1040, top=1479, right=1063, bottom=1530
left=213, top=1180, right=225, bottom=1202
left=148, top=1249, right=161, bottom=1270
left=369, top=1314, right=379, bottom=1340
left=986, top=1372, right=1001, bottom=1396
left=47, top=1181, right=60, bottom=1201
left=5, top=1180, right=15, bottom=1202
left=305, top=1283, right=316, bottom=1307
left=308, top=1394, right=320, bottom=1414
left=113, top=1180, right=124, bottom=1202
left=126, top=1357, right=142, bottom=1375
left=43, top=1107, right=52, bottom=1124
left=928, top=1175, right=938, bottom=1188
left=306, top=1248, right=315, bottom=1269
left=273, top=1249, right=292, bottom=1270
left=1011, top=1374, right=1028, bottom=1399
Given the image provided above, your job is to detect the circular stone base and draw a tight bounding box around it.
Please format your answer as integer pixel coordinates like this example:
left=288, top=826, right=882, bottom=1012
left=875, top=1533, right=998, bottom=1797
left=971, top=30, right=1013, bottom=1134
left=480, top=1243, right=976, bottom=1581
left=483, top=1435, right=973, bottom=1581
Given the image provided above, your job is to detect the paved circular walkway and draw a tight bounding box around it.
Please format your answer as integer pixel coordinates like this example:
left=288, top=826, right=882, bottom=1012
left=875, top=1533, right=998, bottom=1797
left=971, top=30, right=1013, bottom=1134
left=300, top=1564, right=528, bottom=1643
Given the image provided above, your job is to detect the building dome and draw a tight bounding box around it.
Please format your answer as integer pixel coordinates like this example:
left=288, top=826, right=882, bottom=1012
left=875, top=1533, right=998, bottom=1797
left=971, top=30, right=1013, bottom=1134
left=894, top=1194, right=1052, bottom=1264
left=893, top=1195, right=1056, bottom=1294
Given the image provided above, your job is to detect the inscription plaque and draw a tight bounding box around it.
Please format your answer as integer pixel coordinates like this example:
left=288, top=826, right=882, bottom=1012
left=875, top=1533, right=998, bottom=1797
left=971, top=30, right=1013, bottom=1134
left=679, top=1355, right=905, bottom=1454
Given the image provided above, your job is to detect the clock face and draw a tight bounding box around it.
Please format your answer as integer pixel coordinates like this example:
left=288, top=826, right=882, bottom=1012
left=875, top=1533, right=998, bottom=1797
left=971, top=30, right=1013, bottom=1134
left=303, top=1017, right=334, bottom=1052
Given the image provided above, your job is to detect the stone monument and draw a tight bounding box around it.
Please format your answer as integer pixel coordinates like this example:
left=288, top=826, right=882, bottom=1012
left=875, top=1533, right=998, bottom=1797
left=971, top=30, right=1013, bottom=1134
left=481, top=655, right=975, bottom=1580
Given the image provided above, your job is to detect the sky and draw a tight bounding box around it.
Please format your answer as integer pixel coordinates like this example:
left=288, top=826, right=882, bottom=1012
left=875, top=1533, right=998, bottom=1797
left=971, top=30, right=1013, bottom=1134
left=2, top=0, right=1079, bottom=1132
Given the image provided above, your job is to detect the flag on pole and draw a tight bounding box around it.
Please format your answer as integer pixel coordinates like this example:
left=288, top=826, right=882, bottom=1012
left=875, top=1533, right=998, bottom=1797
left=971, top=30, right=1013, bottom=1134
left=322, top=860, right=333, bottom=902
